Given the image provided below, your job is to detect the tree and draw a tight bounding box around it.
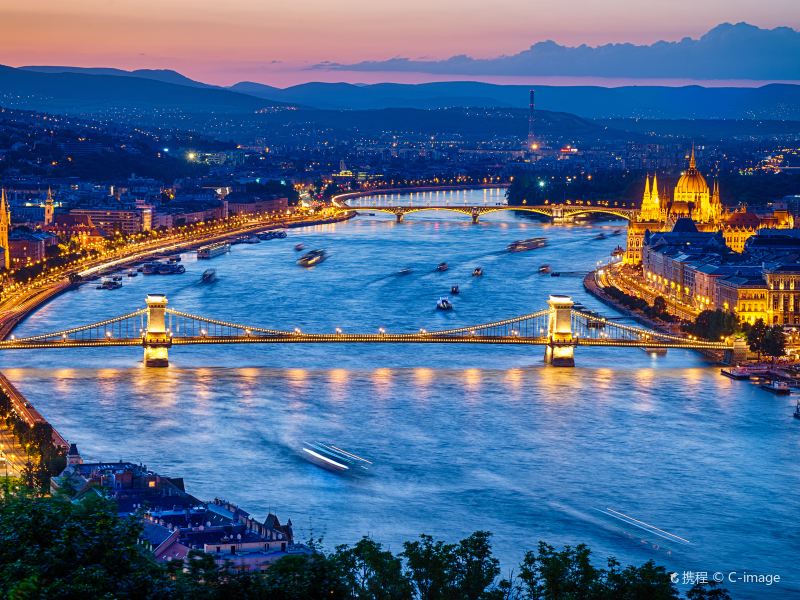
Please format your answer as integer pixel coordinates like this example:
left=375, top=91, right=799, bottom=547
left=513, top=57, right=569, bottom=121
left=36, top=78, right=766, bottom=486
left=761, top=325, right=786, bottom=360
left=263, top=551, right=348, bottom=600
left=685, top=310, right=738, bottom=341
left=743, top=320, right=786, bottom=360
left=518, top=542, right=601, bottom=599
left=453, top=531, right=502, bottom=600
left=19, top=460, right=36, bottom=492
left=604, top=558, right=680, bottom=600
left=652, top=296, right=668, bottom=318
left=0, top=491, right=170, bottom=598
left=686, top=582, right=733, bottom=600
left=402, top=534, right=459, bottom=600
left=334, top=537, right=412, bottom=600
left=745, top=318, right=769, bottom=357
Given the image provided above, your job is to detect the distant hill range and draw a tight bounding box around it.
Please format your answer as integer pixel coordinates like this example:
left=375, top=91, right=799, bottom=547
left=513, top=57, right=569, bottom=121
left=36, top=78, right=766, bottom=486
left=2, top=64, right=799, bottom=120
left=229, top=81, right=800, bottom=119
left=0, top=65, right=275, bottom=114
left=20, top=65, right=212, bottom=88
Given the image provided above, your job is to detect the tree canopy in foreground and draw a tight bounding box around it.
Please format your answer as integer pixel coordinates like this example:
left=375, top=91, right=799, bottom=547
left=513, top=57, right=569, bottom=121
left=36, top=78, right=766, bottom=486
left=0, top=492, right=733, bottom=599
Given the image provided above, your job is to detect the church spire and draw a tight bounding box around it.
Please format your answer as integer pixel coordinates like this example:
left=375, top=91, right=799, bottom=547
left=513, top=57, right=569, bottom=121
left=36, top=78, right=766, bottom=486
left=689, top=143, right=696, bottom=170
left=642, top=174, right=650, bottom=203
left=651, top=173, right=660, bottom=206
left=44, top=186, right=54, bottom=226
left=0, top=189, right=10, bottom=270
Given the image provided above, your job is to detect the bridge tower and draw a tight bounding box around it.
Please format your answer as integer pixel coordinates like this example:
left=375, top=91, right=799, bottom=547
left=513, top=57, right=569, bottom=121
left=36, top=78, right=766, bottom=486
left=143, top=294, right=171, bottom=367
left=550, top=206, right=573, bottom=224
left=471, top=207, right=480, bottom=224
left=544, top=294, right=575, bottom=367
left=724, top=338, right=749, bottom=365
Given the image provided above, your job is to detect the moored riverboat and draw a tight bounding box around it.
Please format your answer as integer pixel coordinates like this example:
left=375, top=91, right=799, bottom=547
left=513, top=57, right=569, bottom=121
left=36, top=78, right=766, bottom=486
left=96, top=277, right=122, bottom=290
left=720, top=367, right=752, bottom=380
left=258, top=230, right=287, bottom=240
left=157, top=262, right=186, bottom=275
left=760, top=380, right=791, bottom=395
left=197, top=242, right=231, bottom=259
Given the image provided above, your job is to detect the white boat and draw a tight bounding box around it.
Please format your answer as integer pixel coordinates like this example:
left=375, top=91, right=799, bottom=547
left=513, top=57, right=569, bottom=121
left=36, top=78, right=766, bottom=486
left=301, top=442, right=372, bottom=473
left=437, top=297, right=453, bottom=311
left=197, top=242, right=231, bottom=259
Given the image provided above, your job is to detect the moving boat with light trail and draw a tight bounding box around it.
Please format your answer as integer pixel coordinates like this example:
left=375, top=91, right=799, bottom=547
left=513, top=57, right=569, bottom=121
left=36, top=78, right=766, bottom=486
left=507, top=237, right=546, bottom=252
left=301, top=442, right=372, bottom=473
left=437, top=297, right=453, bottom=311
left=298, top=249, right=327, bottom=267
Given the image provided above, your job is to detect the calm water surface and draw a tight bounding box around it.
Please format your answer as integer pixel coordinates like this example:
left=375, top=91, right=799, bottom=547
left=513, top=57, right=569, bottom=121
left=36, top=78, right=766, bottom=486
left=5, top=190, right=798, bottom=598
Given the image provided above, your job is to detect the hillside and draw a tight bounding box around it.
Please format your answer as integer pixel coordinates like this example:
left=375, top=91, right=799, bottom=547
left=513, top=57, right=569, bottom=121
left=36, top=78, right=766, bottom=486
left=0, top=65, right=280, bottom=114
left=229, top=81, right=800, bottom=119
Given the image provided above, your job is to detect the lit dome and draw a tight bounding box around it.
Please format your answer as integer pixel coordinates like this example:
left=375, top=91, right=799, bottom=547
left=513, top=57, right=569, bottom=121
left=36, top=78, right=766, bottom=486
left=675, top=170, right=708, bottom=195
left=674, top=147, right=709, bottom=196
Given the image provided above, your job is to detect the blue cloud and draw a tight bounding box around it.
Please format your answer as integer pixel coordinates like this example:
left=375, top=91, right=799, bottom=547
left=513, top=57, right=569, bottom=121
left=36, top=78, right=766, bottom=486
left=315, top=23, right=800, bottom=80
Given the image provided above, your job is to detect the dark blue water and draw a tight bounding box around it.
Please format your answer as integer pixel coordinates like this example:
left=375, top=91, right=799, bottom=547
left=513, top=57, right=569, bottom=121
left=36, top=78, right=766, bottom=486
left=5, top=190, right=797, bottom=598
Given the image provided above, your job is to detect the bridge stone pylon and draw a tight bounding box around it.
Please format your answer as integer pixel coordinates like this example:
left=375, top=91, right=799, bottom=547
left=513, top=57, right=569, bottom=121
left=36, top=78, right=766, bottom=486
left=544, top=294, right=575, bottom=367
left=143, top=294, right=171, bottom=367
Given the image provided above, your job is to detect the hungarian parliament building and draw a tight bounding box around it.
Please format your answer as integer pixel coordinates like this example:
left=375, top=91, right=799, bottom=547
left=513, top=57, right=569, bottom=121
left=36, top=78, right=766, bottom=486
left=623, top=148, right=800, bottom=326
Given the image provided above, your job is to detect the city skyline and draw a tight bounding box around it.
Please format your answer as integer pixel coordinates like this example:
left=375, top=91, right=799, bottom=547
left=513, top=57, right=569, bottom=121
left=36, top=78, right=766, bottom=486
left=0, top=1, right=798, bottom=85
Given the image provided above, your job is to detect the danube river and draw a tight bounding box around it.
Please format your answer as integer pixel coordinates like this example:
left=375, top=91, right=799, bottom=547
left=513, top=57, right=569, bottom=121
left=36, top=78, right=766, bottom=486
left=6, top=189, right=798, bottom=597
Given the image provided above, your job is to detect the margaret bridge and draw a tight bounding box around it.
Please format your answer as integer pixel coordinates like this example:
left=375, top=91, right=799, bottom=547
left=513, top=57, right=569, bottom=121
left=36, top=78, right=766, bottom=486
left=338, top=197, right=638, bottom=223
left=0, top=294, right=745, bottom=367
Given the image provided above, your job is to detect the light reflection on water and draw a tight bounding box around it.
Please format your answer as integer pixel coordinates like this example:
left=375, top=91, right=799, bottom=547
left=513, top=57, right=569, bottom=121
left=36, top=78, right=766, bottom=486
left=4, top=189, right=799, bottom=598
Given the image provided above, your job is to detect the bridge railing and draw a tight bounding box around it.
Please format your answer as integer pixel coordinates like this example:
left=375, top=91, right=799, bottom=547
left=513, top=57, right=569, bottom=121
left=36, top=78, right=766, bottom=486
left=1, top=309, right=147, bottom=345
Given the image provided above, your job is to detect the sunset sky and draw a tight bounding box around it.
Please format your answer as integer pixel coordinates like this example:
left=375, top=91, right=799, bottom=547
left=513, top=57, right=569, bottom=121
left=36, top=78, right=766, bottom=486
left=1, top=0, right=798, bottom=85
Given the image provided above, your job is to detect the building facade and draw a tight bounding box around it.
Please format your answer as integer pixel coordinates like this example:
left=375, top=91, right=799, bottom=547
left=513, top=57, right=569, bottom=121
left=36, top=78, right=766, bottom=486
left=626, top=147, right=792, bottom=265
